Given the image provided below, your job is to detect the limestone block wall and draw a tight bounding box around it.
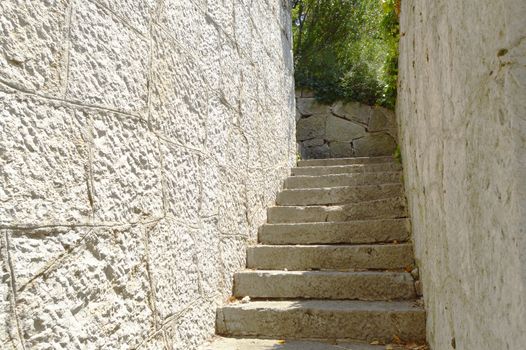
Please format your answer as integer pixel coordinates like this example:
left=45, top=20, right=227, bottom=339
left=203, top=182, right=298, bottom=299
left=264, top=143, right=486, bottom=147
left=296, top=90, right=397, bottom=159
left=397, top=1, right=526, bottom=349
left=0, top=1, right=295, bottom=349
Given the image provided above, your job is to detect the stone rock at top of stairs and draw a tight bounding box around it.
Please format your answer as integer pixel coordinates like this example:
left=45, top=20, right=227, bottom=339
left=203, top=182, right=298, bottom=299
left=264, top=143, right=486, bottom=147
left=326, top=115, right=366, bottom=142
left=353, top=134, right=397, bottom=157
left=297, top=114, right=327, bottom=141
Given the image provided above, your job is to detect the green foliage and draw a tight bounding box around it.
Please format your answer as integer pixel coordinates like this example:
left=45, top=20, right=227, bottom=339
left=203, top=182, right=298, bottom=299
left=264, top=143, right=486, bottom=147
left=292, top=0, right=400, bottom=109
left=393, top=144, right=402, bottom=163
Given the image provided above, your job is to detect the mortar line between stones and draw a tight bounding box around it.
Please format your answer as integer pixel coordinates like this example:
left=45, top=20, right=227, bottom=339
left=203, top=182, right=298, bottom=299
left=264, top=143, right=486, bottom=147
left=4, top=231, right=27, bottom=350
left=330, top=109, right=369, bottom=129
left=0, top=79, right=145, bottom=122
left=134, top=296, right=208, bottom=350
left=145, top=2, right=156, bottom=133
left=62, top=0, right=75, bottom=99
left=89, top=0, right=148, bottom=40
left=155, top=135, right=170, bottom=218
left=0, top=217, right=164, bottom=231
left=142, top=222, right=160, bottom=334
left=154, top=132, right=206, bottom=157
left=85, top=113, right=96, bottom=222
left=15, top=228, right=95, bottom=294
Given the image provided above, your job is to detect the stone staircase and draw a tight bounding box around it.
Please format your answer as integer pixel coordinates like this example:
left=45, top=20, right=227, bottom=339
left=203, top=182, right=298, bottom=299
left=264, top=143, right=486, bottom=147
left=205, top=157, right=426, bottom=349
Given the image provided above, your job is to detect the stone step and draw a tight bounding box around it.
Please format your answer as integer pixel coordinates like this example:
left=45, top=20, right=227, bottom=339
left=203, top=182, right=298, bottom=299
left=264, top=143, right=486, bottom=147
left=234, top=270, right=416, bottom=300
left=297, top=156, right=395, bottom=167
left=276, top=184, right=403, bottom=206
left=284, top=172, right=402, bottom=189
left=216, top=300, right=426, bottom=342
left=201, top=337, right=386, bottom=350
left=259, top=219, right=410, bottom=245
left=247, top=243, right=414, bottom=271
left=267, top=197, right=408, bottom=223
left=291, top=163, right=402, bottom=176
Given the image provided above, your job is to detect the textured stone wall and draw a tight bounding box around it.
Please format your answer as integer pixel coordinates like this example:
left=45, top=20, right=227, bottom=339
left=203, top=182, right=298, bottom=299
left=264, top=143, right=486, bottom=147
left=397, top=1, right=526, bottom=349
left=0, top=1, right=295, bottom=349
left=296, top=90, right=397, bottom=159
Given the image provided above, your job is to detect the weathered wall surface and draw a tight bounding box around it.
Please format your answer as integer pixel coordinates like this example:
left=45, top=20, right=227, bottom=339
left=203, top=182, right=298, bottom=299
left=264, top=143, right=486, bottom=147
left=397, top=1, right=526, bottom=349
left=296, top=90, right=397, bottom=159
left=0, top=1, right=295, bottom=349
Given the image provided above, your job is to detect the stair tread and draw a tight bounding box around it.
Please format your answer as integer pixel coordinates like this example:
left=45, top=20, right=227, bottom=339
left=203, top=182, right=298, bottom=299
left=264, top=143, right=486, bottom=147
left=247, top=243, right=414, bottom=271
left=292, top=165, right=401, bottom=172
left=219, top=299, right=424, bottom=311
left=261, top=218, right=409, bottom=228
left=202, top=337, right=385, bottom=350
left=290, top=171, right=402, bottom=178
left=259, top=219, right=410, bottom=245
left=234, top=270, right=416, bottom=300
left=214, top=157, right=425, bottom=344
left=281, top=184, right=402, bottom=191
left=267, top=197, right=408, bottom=223
left=276, top=184, right=403, bottom=206
left=236, top=269, right=413, bottom=276
left=291, top=163, right=402, bottom=176
left=297, top=156, right=395, bottom=167
left=250, top=242, right=412, bottom=247
left=217, top=299, right=426, bottom=341
left=285, top=172, right=402, bottom=189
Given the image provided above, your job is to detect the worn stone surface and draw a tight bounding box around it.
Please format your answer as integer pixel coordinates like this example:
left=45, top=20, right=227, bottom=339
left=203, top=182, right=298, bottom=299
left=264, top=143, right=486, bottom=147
left=267, top=197, right=408, bottom=223
left=276, top=184, right=403, bottom=206
left=296, top=96, right=398, bottom=158
left=296, top=115, right=327, bottom=141
left=214, top=156, right=425, bottom=345
left=331, top=101, right=372, bottom=124
left=297, top=156, right=394, bottom=166
left=353, top=134, right=397, bottom=157
left=0, top=90, right=91, bottom=226
left=291, top=162, right=402, bottom=176
left=326, top=115, right=366, bottom=142
left=328, top=141, right=355, bottom=158
left=247, top=244, right=414, bottom=271
left=0, top=0, right=70, bottom=94
left=258, top=219, right=410, bottom=245
left=234, top=270, right=416, bottom=300
left=397, top=1, right=526, bottom=349
left=216, top=300, right=426, bottom=342
left=201, top=337, right=385, bottom=350
left=302, top=143, right=331, bottom=159
left=284, top=171, right=402, bottom=189
left=296, top=97, right=330, bottom=116
left=15, top=226, right=155, bottom=349
left=0, top=0, right=295, bottom=348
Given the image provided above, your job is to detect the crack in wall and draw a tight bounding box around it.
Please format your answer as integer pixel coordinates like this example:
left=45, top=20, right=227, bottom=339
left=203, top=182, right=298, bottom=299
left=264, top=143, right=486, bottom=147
left=4, top=231, right=27, bottom=350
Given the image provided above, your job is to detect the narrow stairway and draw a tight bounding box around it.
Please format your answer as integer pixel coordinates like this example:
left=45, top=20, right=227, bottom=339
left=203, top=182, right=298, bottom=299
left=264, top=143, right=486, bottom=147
left=206, top=156, right=426, bottom=349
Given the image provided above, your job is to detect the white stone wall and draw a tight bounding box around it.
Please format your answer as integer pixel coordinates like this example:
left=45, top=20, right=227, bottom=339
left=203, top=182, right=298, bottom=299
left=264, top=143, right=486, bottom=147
left=397, top=1, right=526, bottom=349
left=0, top=1, right=295, bottom=349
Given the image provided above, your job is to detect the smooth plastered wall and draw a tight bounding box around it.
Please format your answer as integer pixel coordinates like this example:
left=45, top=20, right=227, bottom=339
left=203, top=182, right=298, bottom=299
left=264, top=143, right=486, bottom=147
left=0, top=1, right=295, bottom=349
left=397, top=1, right=525, bottom=349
